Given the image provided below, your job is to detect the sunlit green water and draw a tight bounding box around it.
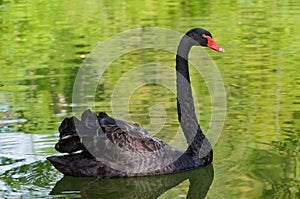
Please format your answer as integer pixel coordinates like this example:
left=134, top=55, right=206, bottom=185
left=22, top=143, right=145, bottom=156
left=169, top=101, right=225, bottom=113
left=0, top=0, right=299, bottom=198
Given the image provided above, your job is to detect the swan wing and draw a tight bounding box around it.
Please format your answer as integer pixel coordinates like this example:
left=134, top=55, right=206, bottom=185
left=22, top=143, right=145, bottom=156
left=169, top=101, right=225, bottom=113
left=56, top=110, right=183, bottom=172
left=94, top=110, right=181, bottom=154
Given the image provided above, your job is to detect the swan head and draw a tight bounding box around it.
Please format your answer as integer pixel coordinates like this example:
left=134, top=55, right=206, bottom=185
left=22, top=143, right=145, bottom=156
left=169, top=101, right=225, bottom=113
left=186, top=28, right=225, bottom=53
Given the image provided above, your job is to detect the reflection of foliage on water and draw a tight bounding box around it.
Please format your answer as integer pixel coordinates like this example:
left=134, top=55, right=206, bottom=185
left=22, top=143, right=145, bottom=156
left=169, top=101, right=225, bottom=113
left=0, top=157, right=24, bottom=166
left=277, top=115, right=300, bottom=197
left=0, top=161, right=61, bottom=198
left=269, top=131, right=300, bottom=198
left=248, top=148, right=299, bottom=198
left=0, top=0, right=299, bottom=198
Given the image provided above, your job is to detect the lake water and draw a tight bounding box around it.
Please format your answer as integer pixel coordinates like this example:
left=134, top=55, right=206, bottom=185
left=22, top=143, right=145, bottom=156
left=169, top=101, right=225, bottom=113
left=0, top=0, right=299, bottom=198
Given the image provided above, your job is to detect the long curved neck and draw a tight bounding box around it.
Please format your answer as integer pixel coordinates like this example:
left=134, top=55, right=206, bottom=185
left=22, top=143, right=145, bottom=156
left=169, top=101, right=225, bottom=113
left=176, top=35, right=212, bottom=157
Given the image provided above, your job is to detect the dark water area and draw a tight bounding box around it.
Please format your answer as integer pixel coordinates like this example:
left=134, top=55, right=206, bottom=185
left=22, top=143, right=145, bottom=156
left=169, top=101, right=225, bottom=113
left=0, top=0, right=299, bottom=198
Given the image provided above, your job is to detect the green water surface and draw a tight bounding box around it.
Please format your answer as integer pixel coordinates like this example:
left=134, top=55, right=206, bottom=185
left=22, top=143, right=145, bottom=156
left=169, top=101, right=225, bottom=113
left=0, top=0, right=299, bottom=198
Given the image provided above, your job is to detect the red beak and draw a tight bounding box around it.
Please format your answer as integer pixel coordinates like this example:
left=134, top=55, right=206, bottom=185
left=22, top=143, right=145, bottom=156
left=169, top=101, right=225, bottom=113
left=203, top=34, right=225, bottom=53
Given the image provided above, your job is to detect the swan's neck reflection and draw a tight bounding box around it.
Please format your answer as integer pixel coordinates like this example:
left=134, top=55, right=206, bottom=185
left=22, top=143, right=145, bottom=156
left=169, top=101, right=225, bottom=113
left=50, top=164, right=214, bottom=199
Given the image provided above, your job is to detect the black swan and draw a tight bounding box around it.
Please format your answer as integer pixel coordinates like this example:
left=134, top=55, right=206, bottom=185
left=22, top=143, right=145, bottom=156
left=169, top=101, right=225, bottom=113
left=47, top=28, right=224, bottom=178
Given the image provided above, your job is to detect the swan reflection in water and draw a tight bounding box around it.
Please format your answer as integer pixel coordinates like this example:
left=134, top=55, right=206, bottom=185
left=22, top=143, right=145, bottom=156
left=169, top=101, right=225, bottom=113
left=50, top=164, right=214, bottom=199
